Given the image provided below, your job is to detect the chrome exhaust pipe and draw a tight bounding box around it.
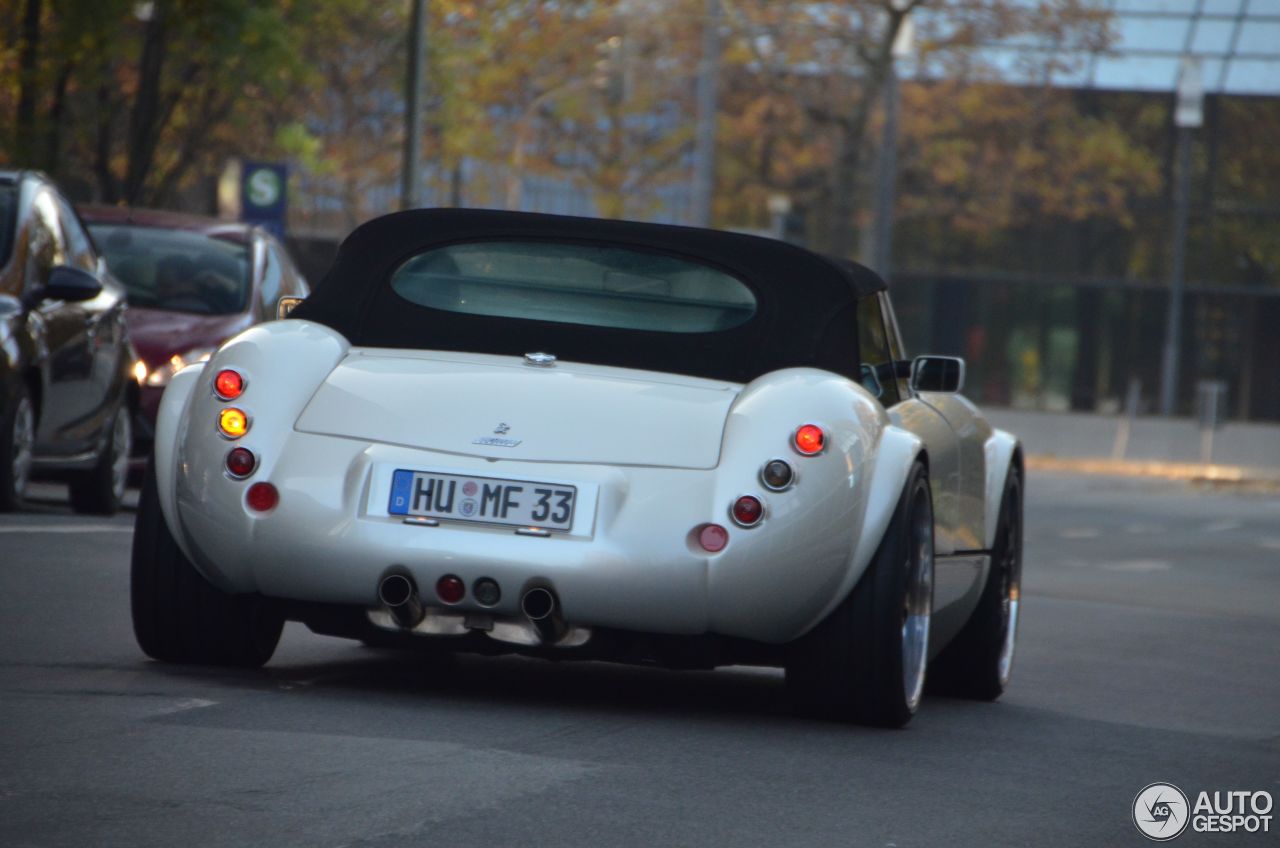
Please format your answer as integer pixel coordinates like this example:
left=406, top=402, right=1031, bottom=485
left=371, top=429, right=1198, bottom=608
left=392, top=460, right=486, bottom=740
left=378, top=572, right=425, bottom=629
left=521, top=587, right=567, bottom=644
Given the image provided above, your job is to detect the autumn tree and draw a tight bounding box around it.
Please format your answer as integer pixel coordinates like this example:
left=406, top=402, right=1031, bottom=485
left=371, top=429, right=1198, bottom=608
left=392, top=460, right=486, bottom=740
left=715, top=0, right=1116, bottom=255
left=1, top=0, right=317, bottom=205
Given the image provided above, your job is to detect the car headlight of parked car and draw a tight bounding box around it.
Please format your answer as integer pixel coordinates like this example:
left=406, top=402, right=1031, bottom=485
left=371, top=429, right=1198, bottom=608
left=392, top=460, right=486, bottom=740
left=142, top=346, right=215, bottom=387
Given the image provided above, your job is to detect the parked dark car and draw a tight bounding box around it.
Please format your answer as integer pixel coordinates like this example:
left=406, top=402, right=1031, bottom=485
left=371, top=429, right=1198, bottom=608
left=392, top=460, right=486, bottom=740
left=76, top=205, right=309, bottom=459
left=0, top=171, right=135, bottom=513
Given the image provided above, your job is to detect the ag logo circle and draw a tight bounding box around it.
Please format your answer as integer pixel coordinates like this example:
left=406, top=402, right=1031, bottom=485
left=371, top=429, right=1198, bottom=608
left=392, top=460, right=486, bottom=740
left=246, top=167, right=282, bottom=208
left=1133, top=783, right=1190, bottom=841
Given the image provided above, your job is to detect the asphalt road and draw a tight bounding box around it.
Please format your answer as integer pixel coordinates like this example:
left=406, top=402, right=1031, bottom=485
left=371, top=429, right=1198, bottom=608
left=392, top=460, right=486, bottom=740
left=1, top=471, right=1277, bottom=847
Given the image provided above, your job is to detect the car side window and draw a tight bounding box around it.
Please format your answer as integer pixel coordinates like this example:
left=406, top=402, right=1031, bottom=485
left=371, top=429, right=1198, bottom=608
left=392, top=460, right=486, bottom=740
left=54, top=195, right=97, bottom=273
left=856, top=294, right=901, bottom=406
left=258, top=239, right=283, bottom=321
left=27, top=191, right=66, bottom=290
left=878, top=292, right=913, bottom=401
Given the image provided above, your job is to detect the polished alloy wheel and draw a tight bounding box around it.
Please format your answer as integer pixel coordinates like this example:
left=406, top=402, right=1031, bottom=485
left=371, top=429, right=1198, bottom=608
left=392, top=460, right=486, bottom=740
left=901, top=487, right=934, bottom=712
left=996, top=487, right=1022, bottom=687
left=11, top=396, right=35, bottom=500
left=109, top=410, right=131, bottom=503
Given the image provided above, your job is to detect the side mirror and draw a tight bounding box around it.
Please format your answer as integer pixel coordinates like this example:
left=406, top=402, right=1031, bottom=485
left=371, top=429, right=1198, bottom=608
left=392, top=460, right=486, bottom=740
left=277, top=296, right=305, bottom=320
left=910, top=355, right=965, bottom=394
left=43, top=265, right=103, bottom=303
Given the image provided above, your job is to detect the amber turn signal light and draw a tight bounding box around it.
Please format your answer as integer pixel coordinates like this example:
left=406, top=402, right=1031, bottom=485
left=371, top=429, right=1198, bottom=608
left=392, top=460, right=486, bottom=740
left=218, top=407, right=249, bottom=438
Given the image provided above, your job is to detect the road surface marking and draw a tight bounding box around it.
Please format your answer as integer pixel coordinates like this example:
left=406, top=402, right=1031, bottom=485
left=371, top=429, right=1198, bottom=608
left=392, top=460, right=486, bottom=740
left=1098, top=559, right=1172, bottom=572
left=0, top=525, right=131, bottom=534
left=152, top=698, right=217, bottom=716
left=1202, top=520, right=1243, bottom=533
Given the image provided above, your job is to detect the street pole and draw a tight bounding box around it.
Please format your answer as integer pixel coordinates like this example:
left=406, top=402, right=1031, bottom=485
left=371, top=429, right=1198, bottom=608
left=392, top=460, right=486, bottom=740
left=691, top=0, right=721, bottom=227
left=871, top=9, right=913, bottom=281
left=872, top=63, right=899, bottom=280
left=1159, top=58, right=1203, bottom=416
left=401, top=0, right=426, bottom=211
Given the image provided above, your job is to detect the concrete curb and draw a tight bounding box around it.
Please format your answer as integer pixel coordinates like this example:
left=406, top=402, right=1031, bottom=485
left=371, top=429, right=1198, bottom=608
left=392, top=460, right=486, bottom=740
left=1026, top=455, right=1280, bottom=490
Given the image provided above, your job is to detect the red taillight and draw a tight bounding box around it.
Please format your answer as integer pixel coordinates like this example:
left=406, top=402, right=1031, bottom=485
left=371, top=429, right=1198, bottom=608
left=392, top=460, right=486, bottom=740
left=436, top=574, right=465, bottom=604
left=793, top=424, right=825, bottom=455
left=246, top=482, right=278, bottom=512
left=730, top=495, right=764, bottom=527
left=698, top=523, right=729, bottom=552
left=214, top=369, right=244, bottom=400
left=225, top=447, right=256, bottom=478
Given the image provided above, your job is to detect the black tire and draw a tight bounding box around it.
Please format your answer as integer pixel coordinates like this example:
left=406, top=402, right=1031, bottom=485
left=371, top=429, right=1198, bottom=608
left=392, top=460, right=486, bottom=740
left=0, top=382, right=36, bottom=512
left=785, top=461, right=935, bottom=728
left=131, top=459, right=283, bottom=667
left=69, top=402, right=131, bottom=515
left=927, top=464, right=1023, bottom=701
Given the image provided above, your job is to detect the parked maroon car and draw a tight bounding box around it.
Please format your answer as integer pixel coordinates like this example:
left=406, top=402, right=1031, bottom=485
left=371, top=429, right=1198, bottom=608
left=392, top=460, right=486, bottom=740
left=77, top=206, right=309, bottom=456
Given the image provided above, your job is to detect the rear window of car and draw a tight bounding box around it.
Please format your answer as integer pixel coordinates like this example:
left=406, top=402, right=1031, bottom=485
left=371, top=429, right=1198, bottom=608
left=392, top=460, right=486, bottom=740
left=389, top=241, right=757, bottom=333
left=88, top=223, right=250, bottom=315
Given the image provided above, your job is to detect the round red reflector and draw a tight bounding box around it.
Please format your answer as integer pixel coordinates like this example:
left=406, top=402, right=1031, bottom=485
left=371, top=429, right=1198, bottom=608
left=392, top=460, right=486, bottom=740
left=246, top=482, right=278, bottom=512
left=794, top=424, right=825, bottom=455
left=436, top=574, right=465, bottom=604
left=214, top=369, right=244, bottom=400
left=225, top=447, right=256, bottom=478
left=731, top=495, right=764, bottom=527
left=698, top=523, right=729, bottom=552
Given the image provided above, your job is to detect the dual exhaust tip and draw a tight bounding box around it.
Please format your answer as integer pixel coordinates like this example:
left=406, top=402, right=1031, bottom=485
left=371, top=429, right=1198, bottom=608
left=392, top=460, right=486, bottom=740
left=377, top=573, right=566, bottom=644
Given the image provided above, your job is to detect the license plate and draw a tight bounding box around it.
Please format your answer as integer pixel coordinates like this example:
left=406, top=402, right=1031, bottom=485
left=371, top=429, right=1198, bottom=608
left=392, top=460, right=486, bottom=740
left=388, top=470, right=576, bottom=531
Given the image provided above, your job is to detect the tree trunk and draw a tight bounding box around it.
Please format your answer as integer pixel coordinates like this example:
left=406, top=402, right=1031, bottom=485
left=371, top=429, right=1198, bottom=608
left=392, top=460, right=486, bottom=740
left=124, top=8, right=170, bottom=204
left=14, top=0, right=42, bottom=164
left=825, top=6, right=908, bottom=257
left=93, top=82, right=120, bottom=203
left=43, top=60, right=72, bottom=174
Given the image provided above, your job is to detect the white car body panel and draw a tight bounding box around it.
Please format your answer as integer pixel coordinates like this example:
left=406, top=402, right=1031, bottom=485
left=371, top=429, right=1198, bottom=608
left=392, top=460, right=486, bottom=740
left=155, top=315, right=1020, bottom=652
left=296, top=350, right=739, bottom=469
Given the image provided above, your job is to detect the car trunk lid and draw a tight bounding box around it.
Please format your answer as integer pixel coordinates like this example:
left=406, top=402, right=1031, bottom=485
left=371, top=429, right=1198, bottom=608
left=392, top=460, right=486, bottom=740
left=294, top=350, right=741, bottom=469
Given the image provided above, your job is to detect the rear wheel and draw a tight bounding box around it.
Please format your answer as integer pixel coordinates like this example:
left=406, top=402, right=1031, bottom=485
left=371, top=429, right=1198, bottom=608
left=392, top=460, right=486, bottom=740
left=131, top=460, right=283, bottom=667
left=928, top=465, right=1023, bottom=700
left=69, top=403, right=131, bottom=515
left=0, top=385, right=36, bottom=512
left=785, top=461, right=934, bottom=727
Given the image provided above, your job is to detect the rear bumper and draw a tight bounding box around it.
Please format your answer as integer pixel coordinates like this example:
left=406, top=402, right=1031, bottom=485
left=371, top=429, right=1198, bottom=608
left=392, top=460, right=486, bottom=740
left=172, top=432, right=870, bottom=645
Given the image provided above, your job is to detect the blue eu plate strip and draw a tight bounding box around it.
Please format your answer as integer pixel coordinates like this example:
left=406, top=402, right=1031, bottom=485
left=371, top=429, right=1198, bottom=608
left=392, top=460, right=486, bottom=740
left=388, top=469, right=413, bottom=515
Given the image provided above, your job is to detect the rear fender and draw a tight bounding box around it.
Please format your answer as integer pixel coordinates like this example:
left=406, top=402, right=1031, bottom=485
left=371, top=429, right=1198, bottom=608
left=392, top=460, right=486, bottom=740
left=982, top=428, right=1021, bottom=549
left=155, top=320, right=350, bottom=587
left=706, top=368, right=922, bottom=643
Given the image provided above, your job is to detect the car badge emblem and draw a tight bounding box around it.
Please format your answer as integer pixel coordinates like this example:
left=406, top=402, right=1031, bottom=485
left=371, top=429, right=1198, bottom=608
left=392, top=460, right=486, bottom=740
left=524, top=352, right=556, bottom=367
left=474, top=423, right=520, bottom=447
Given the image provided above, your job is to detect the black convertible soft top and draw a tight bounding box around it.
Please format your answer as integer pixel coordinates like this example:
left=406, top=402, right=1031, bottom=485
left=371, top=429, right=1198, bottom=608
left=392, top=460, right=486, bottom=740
left=291, top=208, right=885, bottom=384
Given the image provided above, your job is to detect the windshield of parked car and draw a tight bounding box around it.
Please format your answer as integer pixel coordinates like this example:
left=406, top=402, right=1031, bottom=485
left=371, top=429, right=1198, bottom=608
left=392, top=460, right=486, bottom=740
left=87, top=223, right=250, bottom=315
left=389, top=241, right=757, bottom=333
left=0, top=186, right=15, bottom=269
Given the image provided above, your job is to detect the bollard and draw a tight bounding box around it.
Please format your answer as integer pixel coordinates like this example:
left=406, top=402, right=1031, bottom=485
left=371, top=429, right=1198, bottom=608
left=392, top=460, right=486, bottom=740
left=1196, top=379, right=1228, bottom=464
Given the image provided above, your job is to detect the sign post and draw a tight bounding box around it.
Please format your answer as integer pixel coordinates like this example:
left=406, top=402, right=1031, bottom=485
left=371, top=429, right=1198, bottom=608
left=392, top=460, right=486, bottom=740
left=240, top=161, right=288, bottom=239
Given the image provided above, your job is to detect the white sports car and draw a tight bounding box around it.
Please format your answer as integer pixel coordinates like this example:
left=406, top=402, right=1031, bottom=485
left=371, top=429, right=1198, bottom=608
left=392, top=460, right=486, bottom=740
left=132, top=209, right=1023, bottom=727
